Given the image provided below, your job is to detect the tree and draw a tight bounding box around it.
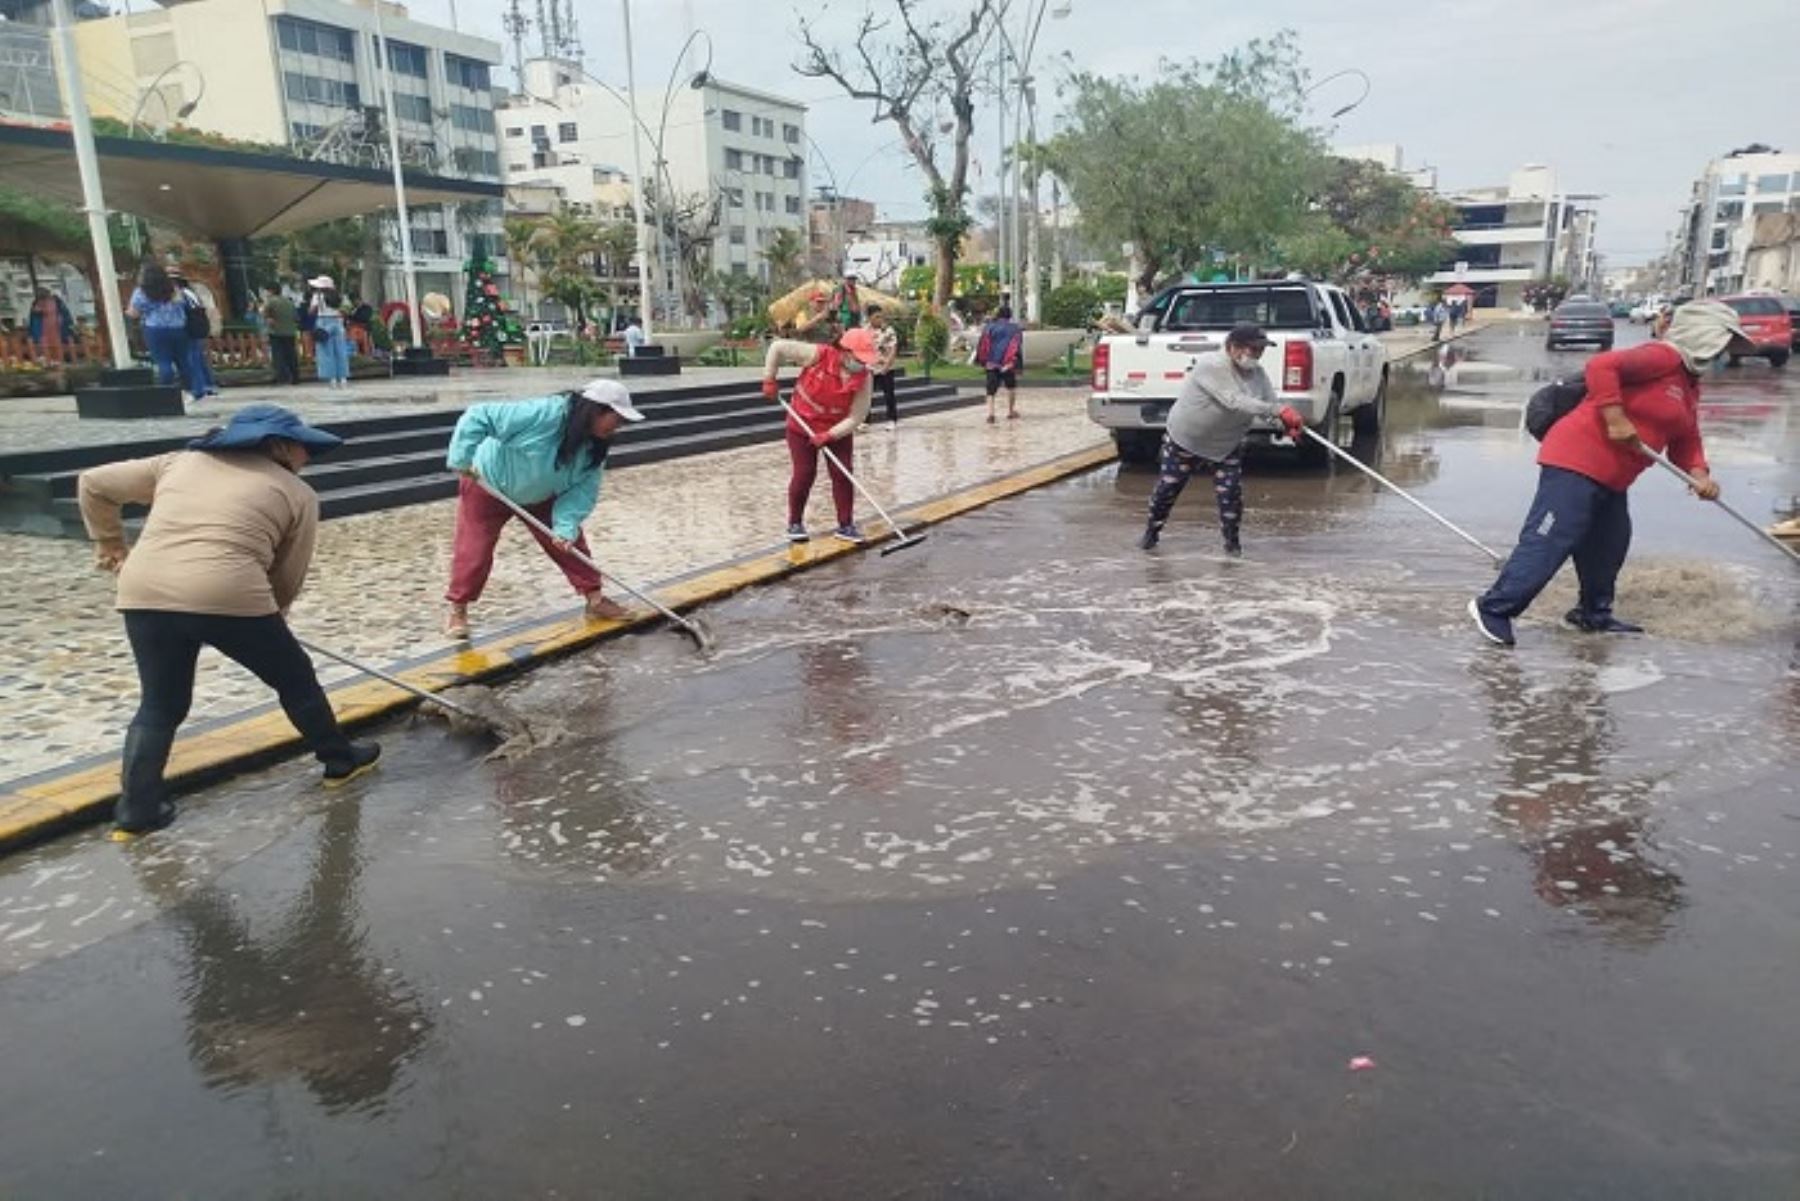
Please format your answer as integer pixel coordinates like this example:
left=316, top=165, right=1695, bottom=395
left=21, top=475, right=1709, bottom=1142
left=530, top=208, right=606, bottom=331
left=1522, top=277, right=1571, bottom=312
left=1275, top=157, right=1458, bottom=285
left=796, top=0, right=998, bottom=311
left=458, top=256, right=524, bottom=363
left=645, top=186, right=724, bottom=322
left=761, top=227, right=807, bottom=292
left=1045, top=34, right=1326, bottom=298
left=503, top=217, right=542, bottom=312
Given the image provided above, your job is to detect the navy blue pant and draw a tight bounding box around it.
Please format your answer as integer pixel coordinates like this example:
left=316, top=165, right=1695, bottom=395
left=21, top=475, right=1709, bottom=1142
left=1479, top=466, right=1631, bottom=620
left=1147, top=436, right=1243, bottom=541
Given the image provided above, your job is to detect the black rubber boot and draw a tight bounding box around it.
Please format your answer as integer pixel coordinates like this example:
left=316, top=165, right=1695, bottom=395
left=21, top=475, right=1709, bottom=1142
left=285, top=696, right=381, bottom=786
left=1222, top=527, right=1243, bottom=557
left=114, top=724, right=178, bottom=837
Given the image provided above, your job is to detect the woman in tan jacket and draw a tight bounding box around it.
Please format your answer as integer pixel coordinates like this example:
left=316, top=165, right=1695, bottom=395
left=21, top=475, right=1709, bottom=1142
left=79, top=404, right=379, bottom=839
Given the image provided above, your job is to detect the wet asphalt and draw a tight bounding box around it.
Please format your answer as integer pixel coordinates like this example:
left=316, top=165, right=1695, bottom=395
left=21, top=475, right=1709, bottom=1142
left=1, top=324, right=1796, bottom=1200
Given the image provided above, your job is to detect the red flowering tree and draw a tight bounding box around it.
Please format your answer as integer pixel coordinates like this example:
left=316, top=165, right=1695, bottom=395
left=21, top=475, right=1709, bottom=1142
left=1278, top=157, right=1457, bottom=286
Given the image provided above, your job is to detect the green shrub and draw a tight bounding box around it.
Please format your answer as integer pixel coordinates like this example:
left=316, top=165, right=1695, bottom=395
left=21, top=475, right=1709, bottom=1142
left=1043, top=282, right=1099, bottom=329
left=916, top=312, right=949, bottom=369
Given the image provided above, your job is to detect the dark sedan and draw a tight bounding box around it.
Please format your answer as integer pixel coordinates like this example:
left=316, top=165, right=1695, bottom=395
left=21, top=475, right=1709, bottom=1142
left=1546, top=300, right=1615, bottom=350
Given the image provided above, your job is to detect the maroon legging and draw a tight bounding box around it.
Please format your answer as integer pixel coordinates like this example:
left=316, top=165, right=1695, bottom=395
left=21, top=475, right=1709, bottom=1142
left=785, top=425, right=855, bottom=527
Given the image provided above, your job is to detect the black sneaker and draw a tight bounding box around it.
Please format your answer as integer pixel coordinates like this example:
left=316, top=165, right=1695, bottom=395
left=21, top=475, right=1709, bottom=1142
left=1222, top=530, right=1242, bottom=557
left=1563, top=609, right=1644, bottom=634
left=1138, top=526, right=1160, bottom=551
left=1469, top=598, right=1515, bottom=647
left=834, top=523, right=866, bottom=544
left=323, top=742, right=381, bottom=788
left=786, top=522, right=810, bottom=543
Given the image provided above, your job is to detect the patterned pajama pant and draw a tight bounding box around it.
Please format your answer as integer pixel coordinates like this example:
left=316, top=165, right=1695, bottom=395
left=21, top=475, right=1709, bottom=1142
left=1146, top=435, right=1244, bottom=544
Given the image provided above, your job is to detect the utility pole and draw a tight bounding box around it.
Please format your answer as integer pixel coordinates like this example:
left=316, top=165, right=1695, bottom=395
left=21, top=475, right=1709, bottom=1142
left=995, top=36, right=1007, bottom=301
left=620, top=0, right=654, bottom=336
left=48, top=0, right=130, bottom=369
left=371, top=0, right=423, bottom=351
left=1049, top=175, right=1063, bottom=289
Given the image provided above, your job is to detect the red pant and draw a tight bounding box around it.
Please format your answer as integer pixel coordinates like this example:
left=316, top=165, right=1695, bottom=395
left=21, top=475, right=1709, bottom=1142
left=446, top=476, right=602, bottom=604
left=786, top=425, right=855, bottom=527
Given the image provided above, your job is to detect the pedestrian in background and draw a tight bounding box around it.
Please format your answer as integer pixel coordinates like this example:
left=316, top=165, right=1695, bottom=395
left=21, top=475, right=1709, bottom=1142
left=128, top=263, right=196, bottom=400
left=441, top=381, right=643, bottom=640
left=829, top=272, right=864, bottom=330
left=761, top=326, right=881, bottom=544
left=77, top=404, right=380, bottom=839
left=622, top=316, right=648, bottom=358
left=1139, top=324, right=1305, bottom=556
left=262, top=285, right=300, bottom=386
left=977, top=304, right=1024, bottom=423
left=865, top=304, right=900, bottom=430
left=307, top=275, right=350, bottom=390
left=28, top=286, right=75, bottom=364
left=346, top=294, right=376, bottom=357
left=1469, top=300, right=1753, bottom=647
left=169, top=270, right=218, bottom=399
left=1429, top=299, right=1448, bottom=342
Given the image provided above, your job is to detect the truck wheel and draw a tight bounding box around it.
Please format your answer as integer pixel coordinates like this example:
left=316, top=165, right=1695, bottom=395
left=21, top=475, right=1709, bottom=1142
left=1113, top=430, right=1162, bottom=465
left=1351, top=373, right=1387, bottom=437
left=1769, top=352, right=1789, bottom=369
left=1299, top=393, right=1343, bottom=466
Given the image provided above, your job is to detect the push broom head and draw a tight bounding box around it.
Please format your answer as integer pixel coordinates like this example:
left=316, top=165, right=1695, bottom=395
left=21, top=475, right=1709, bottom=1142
left=880, top=531, right=928, bottom=556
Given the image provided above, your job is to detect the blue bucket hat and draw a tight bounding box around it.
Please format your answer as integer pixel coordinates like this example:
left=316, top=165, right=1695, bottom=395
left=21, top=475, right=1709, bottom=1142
left=188, top=404, right=343, bottom=456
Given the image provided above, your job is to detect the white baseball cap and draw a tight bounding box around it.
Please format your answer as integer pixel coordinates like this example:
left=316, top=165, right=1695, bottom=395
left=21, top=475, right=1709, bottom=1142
left=579, top=378, right=644, bottom=422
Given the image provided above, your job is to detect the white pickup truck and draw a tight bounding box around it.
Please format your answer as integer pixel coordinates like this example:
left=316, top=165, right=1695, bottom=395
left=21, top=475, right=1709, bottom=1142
left=1088, top=279, right=1389, bottom=462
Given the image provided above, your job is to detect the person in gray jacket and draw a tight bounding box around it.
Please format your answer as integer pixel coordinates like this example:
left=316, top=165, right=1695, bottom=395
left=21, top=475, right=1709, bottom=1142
left=1139, top=324, right=1304, bottom=555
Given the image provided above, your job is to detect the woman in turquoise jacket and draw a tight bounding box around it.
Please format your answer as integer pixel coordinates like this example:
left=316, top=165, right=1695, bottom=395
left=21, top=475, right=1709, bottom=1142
left=443, top=379, right=644, bottom=640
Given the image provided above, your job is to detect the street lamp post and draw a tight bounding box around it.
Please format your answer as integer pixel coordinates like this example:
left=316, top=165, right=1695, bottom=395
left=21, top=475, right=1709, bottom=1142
left=48, top=0, right=130, bottom=371
left=1305, top=67, right=1372, bottom=121
left=619, top=0, right=654, bottom=337
left=996, top=0, right=1068, bottom=323
left=370, top=1, right=424, bottom=353
left=126, top=60, right=206, bottom=139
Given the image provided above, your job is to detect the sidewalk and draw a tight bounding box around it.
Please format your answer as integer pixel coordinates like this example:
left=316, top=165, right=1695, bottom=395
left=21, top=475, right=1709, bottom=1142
left=0, top=393, right=1108, bottom=785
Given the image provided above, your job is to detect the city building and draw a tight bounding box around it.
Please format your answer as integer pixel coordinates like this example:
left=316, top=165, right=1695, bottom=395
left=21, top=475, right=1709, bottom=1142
left=1668, top=146, right=1800, bottom=296
left=69, top=0, right=506, bottom=308
left=1744, top=212, right=1800, bottom=295
left=1333, top=142, right=1439, bottom=191
left=1426, top=165, right=1600, bottom=309
left=499, top=56, right=808, bottom=303
left=808, top=189, right=875, bottom=278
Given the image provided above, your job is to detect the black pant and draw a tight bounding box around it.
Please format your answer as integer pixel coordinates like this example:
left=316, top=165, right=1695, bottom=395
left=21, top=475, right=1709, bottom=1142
left=269, top=334, right=299, bottom=385
left=875, top=370, right=897, bottom=424
left=117, top=610, right=353, bottom=828
left=1478, top=466, right=1631, bottom=621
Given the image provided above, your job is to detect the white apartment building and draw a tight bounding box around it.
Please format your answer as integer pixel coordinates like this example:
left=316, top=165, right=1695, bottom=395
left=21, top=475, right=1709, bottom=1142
left=1670, top=147, right=1800, bottom=296
left=71, top=0, right=506, bottom=308
left=1426, top=165, right=1599, bottom=309
left=499, top=57, right=808, bottom=294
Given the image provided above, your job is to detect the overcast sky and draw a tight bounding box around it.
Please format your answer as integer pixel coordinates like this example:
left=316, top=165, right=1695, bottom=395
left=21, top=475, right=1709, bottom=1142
left=430, top=0, right=1793, bottom=266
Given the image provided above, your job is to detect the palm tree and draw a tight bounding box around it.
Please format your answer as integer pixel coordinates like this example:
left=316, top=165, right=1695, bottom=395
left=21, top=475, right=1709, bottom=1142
left=531, top=208, right=606, bottom=333
left=761, top=227, right=806, bottom=292
left=504, top=217, right=542, bottom=312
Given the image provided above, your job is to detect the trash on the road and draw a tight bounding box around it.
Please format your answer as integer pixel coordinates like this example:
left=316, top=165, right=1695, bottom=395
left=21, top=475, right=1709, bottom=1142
left=1348, top=1055, right=1377, bottom=1071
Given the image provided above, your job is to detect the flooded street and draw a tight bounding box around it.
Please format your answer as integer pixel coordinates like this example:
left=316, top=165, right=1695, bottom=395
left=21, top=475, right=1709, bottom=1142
left=3, top=325, right=1796, bottom=1199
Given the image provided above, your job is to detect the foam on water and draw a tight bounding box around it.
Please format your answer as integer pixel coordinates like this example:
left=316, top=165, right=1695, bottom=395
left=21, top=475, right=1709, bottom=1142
left=1538, top=558, right=1789, bottom=643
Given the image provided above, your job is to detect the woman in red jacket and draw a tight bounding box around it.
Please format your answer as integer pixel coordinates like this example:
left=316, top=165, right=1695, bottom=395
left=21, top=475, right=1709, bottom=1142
left=762, top=326, right=881, bottom=543
left=1470, top=300, right=1754, bottom=646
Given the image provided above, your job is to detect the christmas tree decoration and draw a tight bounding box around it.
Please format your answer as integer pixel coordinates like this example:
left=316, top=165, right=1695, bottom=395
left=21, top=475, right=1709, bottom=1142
left=458, top=257, right=525, bottom=364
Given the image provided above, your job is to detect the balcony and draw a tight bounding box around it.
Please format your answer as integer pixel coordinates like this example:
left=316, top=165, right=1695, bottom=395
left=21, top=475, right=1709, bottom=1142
left=1453, top=226, right=1551, bottom=246
left=1426, top=266, right=1534, bottom=285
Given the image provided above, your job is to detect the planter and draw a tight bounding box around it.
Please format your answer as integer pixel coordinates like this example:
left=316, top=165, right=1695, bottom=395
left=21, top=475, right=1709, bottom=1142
left=655, top=330, right=722, bottom=360
left=502, top=344, right=526, bottom=367
left=1019, top=328, right=1084, bottom=367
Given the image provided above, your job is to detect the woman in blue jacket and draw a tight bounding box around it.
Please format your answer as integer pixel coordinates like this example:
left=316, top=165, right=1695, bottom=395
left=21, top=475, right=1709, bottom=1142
left=442, top=379, right=644, bottom=640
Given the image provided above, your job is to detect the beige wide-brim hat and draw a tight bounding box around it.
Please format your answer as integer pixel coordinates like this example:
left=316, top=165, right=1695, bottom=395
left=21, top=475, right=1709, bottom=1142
left=306, top=275, right=335, bottom=290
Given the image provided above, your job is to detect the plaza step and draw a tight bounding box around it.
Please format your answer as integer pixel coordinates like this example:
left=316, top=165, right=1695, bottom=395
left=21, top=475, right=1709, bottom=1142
left=9, top=379, right=971, bottom=538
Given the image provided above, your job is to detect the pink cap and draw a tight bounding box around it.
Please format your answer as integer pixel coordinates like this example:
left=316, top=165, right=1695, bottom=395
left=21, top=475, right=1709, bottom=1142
left=839, top=326, right=881, bottom=368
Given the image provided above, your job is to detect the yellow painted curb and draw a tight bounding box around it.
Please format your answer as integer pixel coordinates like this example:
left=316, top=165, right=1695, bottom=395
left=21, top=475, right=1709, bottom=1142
left=0, top=440, right=1118, bottom=852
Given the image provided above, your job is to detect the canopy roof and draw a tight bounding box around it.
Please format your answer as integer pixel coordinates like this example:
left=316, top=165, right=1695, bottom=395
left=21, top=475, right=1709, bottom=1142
left=0, top=121, right=500, bottom=239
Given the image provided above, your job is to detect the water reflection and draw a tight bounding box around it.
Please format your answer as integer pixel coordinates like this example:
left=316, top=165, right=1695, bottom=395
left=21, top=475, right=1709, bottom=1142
left=1472, top=651, right=1685, bottom=943
left=129, top=799, right=430, bottom=1115
left=793, top=638, right=903, bottom=793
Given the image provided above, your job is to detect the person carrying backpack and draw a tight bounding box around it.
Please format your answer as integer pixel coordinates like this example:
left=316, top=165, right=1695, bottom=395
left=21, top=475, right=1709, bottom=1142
left=1469, top=301, right=1754, bottom=646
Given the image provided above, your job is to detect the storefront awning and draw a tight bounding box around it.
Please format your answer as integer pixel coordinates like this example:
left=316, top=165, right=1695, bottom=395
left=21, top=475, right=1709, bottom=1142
left=0, top=121, right=500, bottom=239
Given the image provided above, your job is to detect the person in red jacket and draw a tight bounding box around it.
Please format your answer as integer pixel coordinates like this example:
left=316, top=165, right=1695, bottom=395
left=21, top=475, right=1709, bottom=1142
left=762, top=326, right=881, bottom=543
left=977, top=305, right=1024, bottom=423
left=1470, top=300, right=1754, bottom=646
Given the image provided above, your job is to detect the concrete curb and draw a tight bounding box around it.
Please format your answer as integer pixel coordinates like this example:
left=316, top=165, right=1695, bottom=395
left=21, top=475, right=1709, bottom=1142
left=0, top=440, right=1119, bottom=854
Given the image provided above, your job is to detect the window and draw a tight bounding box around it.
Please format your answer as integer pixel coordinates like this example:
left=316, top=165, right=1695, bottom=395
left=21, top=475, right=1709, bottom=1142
left=1327, top=290, right=1354, bottom=330
left=726, top=187, right=744, bottom=208
left=721, top=108, right=742, bottom=131
left=1162, top=286, right=1317, bottom=331
left=393, top=93, right=432, bottom=124
left=505, top=126, right=524, bottom=138
left=1754, top=172, right=1792, bottom=193
left=558, top=121, right=578, bottom=143
left=410, top=227, right=450, bottom=256
left=730, top=262, right=748, bottom=276
left=783, top=157, right=800, bottom=180
left=724, top=148, right=744, bottom=170
left=275, top=16, right=354, bottom=62
left=758, top=154, right=775, bottom=175
left=284, top=71, right=360, bottom=109
left=450, top=103, right=496, bottom=134
left=728, top=225, right=746, bottom=245
left=783, top=123, right=800, bottom=145
left=1716, top=200, right=1744, bottom=221
left=445, top=54, right=491, bottom=92
left=452, top=147, right=500, bottom=177
left=530, top=124, right=546, bottom=142
left=289, top=121, right=325, bottom=141
left=1753, top=200, right=1785, bottom=215
left=1726, top=296, right=1784, bottom=317
left=786, top=195, right=801, bottom=215
left=1711, top=227, right=1729, bottom=250
left=1717, top=173, right=1747, bottom=197
left=378, top=38, right=428, bottom=78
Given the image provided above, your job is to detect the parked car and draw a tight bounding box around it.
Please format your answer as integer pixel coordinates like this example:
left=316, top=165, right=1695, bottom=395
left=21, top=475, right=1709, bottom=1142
left=1545, top=299, right=1615, bottom=350
left=1719, top=294, right=1792, bottom=367
left=1089, top=279, right=1387, bottom=463
left=1780, top=295, right=1800, bottom=350
left=1609, top=300, right=1632, bottom=319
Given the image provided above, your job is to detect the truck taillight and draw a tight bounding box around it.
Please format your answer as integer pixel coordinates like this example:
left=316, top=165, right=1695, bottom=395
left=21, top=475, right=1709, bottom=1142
left=1283, top=341, right=1312, bottom=391
left=1092, top=342, right=1110, bottom=391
